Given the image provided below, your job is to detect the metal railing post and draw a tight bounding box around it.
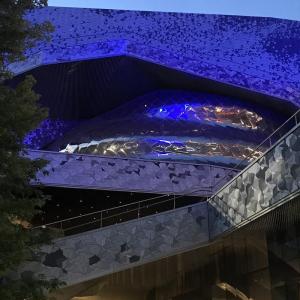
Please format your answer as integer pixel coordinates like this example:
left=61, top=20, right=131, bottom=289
left=173, top=193, right=176, bottom=210
left=209, top=164, right=213, bottom=192
left=138, top=202, right=140, bottom=219
left=100, top=211, right=103, bottom=228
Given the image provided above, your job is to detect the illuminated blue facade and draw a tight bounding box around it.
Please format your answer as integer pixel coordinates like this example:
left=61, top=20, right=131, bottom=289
left=11, top=7, right=299, bottom=166
left=11, top=7, right=300, bottom=106
left=15, top=9, right=300, bottom=297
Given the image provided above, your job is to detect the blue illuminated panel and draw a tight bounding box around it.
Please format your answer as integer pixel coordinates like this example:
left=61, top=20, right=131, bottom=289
left=15, top=7, right=300, bottom=106
left=24, top=119, right=79, bottom=149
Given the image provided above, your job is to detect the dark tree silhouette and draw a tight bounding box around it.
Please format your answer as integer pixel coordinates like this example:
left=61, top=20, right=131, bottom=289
left=0, top=1, right=61, bottom=299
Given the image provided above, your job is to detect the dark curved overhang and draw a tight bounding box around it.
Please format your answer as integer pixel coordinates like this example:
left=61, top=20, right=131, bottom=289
left=8, top=56, right=297, bottom=120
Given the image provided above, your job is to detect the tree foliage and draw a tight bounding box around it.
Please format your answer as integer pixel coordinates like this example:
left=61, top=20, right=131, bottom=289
left=0, top=0, right=53, bottom=76
left=0, top=1, right=60, bottom=299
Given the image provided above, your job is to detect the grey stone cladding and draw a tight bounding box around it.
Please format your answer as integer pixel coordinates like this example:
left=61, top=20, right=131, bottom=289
left=22, top=125, right=300, bottom=286
left=28, top=150, right=237, bottom=196
left=21, top=202, right=209, bottom=286
left=208, top=125, right=300, bottom=237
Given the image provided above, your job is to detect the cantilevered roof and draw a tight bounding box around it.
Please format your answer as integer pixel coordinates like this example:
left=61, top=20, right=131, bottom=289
left=9, top=7, right=300, bottom=106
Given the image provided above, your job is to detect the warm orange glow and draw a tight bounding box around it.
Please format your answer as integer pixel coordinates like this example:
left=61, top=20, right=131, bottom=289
left=200, top=106, right=263, bottom=130
left=9, top=216, right=32, bottom=229
left=217, top=282, right=254, bottom=300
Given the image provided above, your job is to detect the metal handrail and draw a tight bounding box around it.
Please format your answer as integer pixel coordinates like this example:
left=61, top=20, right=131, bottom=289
left=34, top=193, right=169, bottom=228
left=33, top=189, right=211, bottom=232
left=33, top=109, right=300, bottom=234
left=32, top=172, right=229, bottom=233
left=209, top=109, right=300, bottom=201
left=52, top=194, right=208, bottom=233
left=208, top=123, right=300, bottom=236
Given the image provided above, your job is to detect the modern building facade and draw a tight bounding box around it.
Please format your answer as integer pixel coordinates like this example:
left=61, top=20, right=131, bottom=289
left=9, top=6, right=300, bottom=299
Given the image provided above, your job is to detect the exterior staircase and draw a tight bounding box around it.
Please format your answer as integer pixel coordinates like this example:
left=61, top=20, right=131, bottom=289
left=21, top=111, right=300, bottom=287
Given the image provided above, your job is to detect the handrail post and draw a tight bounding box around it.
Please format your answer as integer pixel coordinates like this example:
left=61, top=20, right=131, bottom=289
left=173, top=193, right=176, bottom=209
left=100, top=211, right=103, bottom=228
left=138, top=202, right=140, bottom=219
left=209, top=164, right=212, bottom=192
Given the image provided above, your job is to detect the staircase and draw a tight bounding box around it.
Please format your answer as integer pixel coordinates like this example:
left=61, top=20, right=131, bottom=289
left=20, top=110, right=300, bottom=287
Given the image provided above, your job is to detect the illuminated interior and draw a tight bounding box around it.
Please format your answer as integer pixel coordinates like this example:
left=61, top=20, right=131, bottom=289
left=50, top=89, right=284, bottom=166
left=11, top=56, right=291, bottom=168
left=147, top=104, right=264, bottom=130
left=61, top=137, right=263, bottom=164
